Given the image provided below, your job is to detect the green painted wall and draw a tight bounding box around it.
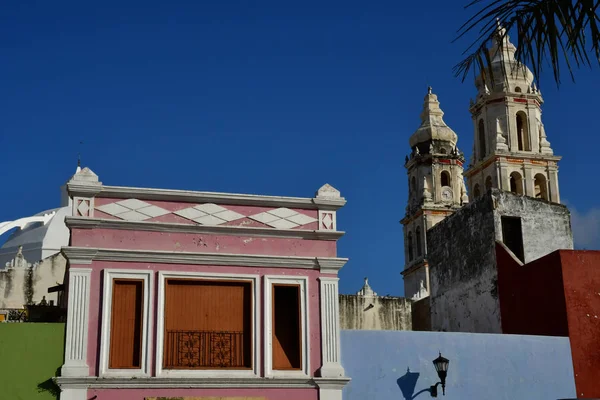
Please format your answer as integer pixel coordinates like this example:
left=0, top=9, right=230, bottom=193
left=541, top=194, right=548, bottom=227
left=0, top=323, right=64, bottom=400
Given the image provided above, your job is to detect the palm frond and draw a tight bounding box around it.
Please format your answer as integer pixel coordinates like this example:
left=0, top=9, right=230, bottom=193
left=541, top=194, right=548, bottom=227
left=454, top=0, right=600, bottom=88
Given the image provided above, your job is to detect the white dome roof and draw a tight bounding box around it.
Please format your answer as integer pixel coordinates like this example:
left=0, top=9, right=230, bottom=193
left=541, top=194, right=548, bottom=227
left=0, top=207, right=71, bottom=268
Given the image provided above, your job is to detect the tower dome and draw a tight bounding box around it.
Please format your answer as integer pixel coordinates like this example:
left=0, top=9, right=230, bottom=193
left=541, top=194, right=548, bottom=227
left=409, top=87, right=458, bottom=152
left=474, top=21, right=535, bottom=94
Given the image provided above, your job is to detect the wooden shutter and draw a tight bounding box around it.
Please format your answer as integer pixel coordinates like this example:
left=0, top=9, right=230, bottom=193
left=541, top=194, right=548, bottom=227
left=109, top=279, right=144, bottom=369
left=272, top=284, right=301, bottom=370
left=163, top=279, right=252, bottom=369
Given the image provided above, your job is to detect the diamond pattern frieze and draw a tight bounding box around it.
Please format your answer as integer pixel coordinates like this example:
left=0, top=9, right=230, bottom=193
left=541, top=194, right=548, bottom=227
left=174, top=203, right=245, bottom=226
left=96, top=199, right=171, bottom=221
left=319, top=210, right=336, bottom=231
left=76, top=199, right=91, bottom=217
left=248, top=208, right=317, bottom=229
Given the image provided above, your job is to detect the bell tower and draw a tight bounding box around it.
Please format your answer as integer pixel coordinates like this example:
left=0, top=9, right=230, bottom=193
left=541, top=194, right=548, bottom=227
left=401, top=88, right=468, bottom=299
left=464, top=22, right=561, bottom=202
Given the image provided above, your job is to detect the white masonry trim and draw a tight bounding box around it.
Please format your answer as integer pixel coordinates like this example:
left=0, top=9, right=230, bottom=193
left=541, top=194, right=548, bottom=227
left=61, top=268, right=92, bottom=377
left=263, top=275, right=310, bottom=378
left=98, top=269, right=153, bottom=378
left=61, top=247, right=348, bottom=274
left=67, top=184, right=346, bottom=211
left=54, top=376, right=322, bottom=389
left=315, top=377, right=352, bottom=400
left=317, top=277, right=346, bottom=379
left=155, top=271, right=261, bottom=379
left=65, top=216, right=344, bottom=240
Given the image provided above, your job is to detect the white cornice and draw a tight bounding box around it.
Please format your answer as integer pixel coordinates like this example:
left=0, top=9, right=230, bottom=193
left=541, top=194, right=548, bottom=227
left=65, top=217, right=344, bottom=241
left=67, top=184, right=346, bottom=211
left=67, top=183, right=103, bottom=198
left=317, top=259, right=348, bottom=274
left=55, top=376, right=318, bottom=389
left=313, top=377, right=352, bottom=389
left=61, top=247, right=348, bottom=273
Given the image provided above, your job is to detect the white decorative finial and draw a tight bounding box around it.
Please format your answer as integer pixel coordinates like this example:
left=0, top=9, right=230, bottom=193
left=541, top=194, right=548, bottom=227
left=357, top=276, right=377, bottom=297
left=70, top=167, right=101, bottom=184
left=76, top=141, right=83, bottom=173
left=411, top=279, right=429, bottom=301
left=316, top=183, right=341, bottom=199
left=427, top=86, right=432, bottom=95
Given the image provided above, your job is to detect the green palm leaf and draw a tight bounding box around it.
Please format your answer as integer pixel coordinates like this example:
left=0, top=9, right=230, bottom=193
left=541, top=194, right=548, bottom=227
left=454, top=0, right=600, bottom=87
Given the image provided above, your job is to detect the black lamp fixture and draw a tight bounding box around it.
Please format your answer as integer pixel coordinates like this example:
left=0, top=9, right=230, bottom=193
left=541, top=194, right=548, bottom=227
left=430, top=352, right=449, bottom=397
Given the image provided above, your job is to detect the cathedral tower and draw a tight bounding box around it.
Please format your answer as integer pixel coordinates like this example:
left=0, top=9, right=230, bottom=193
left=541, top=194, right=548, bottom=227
left=464, top=23, right=561, bottom=202
left=401, top=88, right=468, bottom=299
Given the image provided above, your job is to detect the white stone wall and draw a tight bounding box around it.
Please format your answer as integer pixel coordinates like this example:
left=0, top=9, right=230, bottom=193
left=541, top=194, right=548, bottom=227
left=0, top=253, right=66, bottom=309
left=428, top=190, right=573, bottom=333
left=492, top=191, right=573, bottom=263
left=339, top=294, right=412, bottom=331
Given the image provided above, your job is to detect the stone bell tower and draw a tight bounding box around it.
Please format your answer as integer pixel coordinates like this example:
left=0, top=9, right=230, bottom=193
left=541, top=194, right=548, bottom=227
left=401, top=88, right=468, bottom=299
left=464, top=22, right=561, bottom=202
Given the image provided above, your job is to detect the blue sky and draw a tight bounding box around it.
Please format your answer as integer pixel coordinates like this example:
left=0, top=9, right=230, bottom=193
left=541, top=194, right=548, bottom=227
left=1, top=0, right=599, bottom=296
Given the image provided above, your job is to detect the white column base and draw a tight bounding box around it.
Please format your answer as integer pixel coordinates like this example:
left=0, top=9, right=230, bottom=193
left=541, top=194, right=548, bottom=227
left=60, top=363, right=89, bottom=377
left=315, top=378, right=350, bottom=400
left=318, top=363, right=346, bottom=378
left=60, top=388, right=87, bottom=400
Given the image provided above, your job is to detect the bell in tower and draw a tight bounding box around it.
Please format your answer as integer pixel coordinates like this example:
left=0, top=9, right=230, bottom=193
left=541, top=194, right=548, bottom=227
left=401, top=88, right=468, bottom=299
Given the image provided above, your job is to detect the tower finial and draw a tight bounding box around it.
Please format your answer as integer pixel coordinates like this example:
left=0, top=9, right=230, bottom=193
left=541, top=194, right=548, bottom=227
left=76, top=141, right=83, bottom=173
left=427, top=86, right=432, bottom=95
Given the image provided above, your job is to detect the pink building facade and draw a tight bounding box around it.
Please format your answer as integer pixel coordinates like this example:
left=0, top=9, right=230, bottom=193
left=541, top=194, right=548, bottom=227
left=56, top=167, right=349, bottom=400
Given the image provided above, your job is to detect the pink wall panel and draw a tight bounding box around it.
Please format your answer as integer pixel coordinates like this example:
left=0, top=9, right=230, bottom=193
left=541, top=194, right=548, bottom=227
left=70, top=228, right=337, bottom=257
left=87, top=387, right=318, bottom=400
left=85, top=262, right=323, bottom=378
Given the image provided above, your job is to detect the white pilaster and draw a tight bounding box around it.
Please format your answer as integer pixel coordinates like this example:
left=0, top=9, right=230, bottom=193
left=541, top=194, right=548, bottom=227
left=318, top=277, right=345, bottom=378
left=61, top=268, right=92, bottom=377
left=315, top=379, right=349, bottom=400
left=548, top=167, right=560, bottom=203
left=59, top=388, right=87, bottom=400
left=523, top=165, right=534, bottom=197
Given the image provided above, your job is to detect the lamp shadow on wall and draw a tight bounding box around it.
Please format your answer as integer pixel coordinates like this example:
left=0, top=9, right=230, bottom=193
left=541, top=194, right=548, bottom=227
left=397, top=368, right=432, bottom=399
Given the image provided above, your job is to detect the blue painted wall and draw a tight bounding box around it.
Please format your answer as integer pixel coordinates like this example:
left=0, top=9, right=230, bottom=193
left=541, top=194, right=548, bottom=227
left=340, top=330, right=576, bottom=400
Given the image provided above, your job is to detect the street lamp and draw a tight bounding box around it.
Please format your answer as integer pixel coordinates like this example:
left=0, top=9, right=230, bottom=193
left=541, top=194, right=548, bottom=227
left=430, top=352, right=449, bottom=397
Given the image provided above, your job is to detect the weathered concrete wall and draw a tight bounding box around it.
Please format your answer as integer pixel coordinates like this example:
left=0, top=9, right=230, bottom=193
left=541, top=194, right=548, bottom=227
left=411, top=296, right=431, bottom=331
left=428, top=194, right=501, bottom=333
left=0, top=253, right=66, bottom=309
left=492, top=190, right=573, bottom=263
left=341, top=330, right=577, bottom=400
left=339, top=294, right=412, bottom=330
left=428, top=190, right=574, bottom=334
